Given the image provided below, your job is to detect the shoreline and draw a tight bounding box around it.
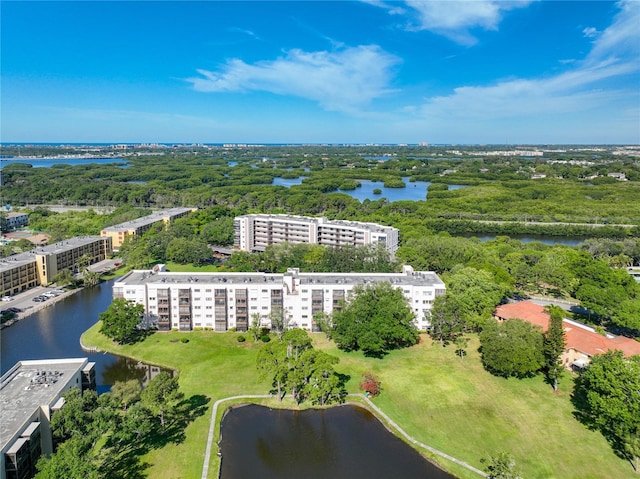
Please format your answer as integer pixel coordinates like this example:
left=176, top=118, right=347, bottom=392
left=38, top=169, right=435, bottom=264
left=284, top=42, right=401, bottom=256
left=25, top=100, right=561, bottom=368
left=1, top=287, right=83, bottom=330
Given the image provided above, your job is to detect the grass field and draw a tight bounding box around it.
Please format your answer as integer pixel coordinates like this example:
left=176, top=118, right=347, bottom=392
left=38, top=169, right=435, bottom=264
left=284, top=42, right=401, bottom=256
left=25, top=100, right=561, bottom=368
left=81, top=326, right=636, bottom=479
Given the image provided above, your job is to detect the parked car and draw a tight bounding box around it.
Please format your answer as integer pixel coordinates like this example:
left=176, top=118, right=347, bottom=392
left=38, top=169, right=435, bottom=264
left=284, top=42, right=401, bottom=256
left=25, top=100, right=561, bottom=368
left=32, top=296, right=46, bottom=302
left=7, top=307, right=22, bottom=313
left=42, top=292, right=57, bottom=298
left=2, top=296, right=14, bottom=302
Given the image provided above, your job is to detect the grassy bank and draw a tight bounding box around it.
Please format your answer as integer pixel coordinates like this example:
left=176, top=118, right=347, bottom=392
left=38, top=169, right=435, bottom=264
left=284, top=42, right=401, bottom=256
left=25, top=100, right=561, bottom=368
left=82, top=325, right=636, bottom=479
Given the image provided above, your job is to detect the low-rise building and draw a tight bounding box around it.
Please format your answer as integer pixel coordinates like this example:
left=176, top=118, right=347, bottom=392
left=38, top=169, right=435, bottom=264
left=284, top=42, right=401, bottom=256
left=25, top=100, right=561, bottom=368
left=114, top=265, right=445, bottom=332
left=0, top=236, right=112, bottom=296
left=101, top=208, right=194, bottom=251
left=494, top=301, right=640, bottom=369
left=0, top=358, right=95, bottom=479
left=234, top=214, right=399, bottom=256
left=1, top=213, right=29, bottom=232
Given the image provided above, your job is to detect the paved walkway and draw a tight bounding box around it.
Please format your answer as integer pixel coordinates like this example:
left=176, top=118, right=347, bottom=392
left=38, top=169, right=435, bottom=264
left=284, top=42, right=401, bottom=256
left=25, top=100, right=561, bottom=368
left=201, top=394, right=487, bottom=479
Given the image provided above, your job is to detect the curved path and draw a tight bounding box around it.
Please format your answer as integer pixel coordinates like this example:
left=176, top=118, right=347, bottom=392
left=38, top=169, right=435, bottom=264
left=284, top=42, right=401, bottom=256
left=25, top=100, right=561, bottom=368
left=201, top=394, right=487, bottom=479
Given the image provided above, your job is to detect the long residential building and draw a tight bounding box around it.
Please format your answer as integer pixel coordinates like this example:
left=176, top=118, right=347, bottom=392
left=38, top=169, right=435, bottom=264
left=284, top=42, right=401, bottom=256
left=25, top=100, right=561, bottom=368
left=1, top=358, right=96, bottom=479
left=0, top=236, right=112, bottom=296
left=101, top=207, right=194, bottom=250
left=234, top=214, right=400, bottom=256
left=114, top=265, right=445, bottom=332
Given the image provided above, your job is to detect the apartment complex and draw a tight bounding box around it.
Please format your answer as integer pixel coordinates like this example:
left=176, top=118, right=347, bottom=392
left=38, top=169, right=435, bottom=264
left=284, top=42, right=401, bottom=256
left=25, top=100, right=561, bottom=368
left=0, top=236, right=112, bottom=296
left=0, top=358, right=95, bottom=479
left=101, top=207, right=194, bottom=250
left=114, top=265, right=445, bottom=332
left=1, top=213, right=29, bottom=233
left=234, top=214, right=399, bottom=256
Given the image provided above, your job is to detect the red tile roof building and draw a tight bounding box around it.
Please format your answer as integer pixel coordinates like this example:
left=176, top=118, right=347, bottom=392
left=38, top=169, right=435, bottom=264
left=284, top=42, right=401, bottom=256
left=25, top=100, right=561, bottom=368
left=494, top=301, right=640, bottom=368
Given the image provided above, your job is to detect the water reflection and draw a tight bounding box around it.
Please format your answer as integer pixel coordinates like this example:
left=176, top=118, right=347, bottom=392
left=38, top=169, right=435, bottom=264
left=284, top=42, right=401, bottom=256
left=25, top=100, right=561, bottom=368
left=0, top=279, right=167, bottom=393
left=219, top=404, right=454, bottom=479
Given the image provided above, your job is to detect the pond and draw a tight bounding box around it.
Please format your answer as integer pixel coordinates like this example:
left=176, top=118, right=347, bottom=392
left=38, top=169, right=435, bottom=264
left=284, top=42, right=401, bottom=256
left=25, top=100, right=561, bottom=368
left=219, top=404, right=455, bottom=479
left=0, top=279, right=168, bottom=393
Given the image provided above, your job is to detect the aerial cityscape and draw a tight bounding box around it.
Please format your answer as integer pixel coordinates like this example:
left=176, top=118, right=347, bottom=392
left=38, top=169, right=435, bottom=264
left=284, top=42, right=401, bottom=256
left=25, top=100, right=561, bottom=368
left=1, top=1, right=639, bottom=479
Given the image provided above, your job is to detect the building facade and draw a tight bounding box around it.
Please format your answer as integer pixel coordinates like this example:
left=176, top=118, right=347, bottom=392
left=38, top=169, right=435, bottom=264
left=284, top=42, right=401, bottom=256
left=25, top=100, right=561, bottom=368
left=0, top=236, right=112, bottom=296
left=101, top=208, right=194, bottom=251
left=0, top=358, right=95, bottom=479
left=234, top=214, right=399, bottom=256
left=114, top=265, right=445, bottom=332
left=1, top=213, right=29, bottom=233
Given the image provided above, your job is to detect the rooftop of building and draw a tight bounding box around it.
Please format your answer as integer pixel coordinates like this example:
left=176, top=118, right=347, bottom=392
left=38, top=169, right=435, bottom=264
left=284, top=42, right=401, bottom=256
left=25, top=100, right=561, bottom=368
left=494, top=301, right=640, bottom=358
left=0, top=235, right=108, bottom=272
left=236, top=214, right=397, bottom=232
left=101, top=208, right=194, bottom=232
left=117, top=266, right=444, bottom=288
left=0, top=358, right=90, bottom=453
left=5, top=212, right=28, bottom=219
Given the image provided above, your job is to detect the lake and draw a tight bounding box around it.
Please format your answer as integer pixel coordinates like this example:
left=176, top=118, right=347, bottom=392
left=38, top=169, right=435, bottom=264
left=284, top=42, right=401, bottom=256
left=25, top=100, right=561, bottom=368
left=272, top=176, right=466, bottom=202
left=219, top=404, right=454, bottom=479
left=0, top=157, right=127, bottom=168
left=0, top=279, right=166, bottom=393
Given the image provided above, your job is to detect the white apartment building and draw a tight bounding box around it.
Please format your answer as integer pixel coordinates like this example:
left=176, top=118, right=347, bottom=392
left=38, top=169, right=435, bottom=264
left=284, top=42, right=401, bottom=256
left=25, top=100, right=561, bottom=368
left=114, top=265, right=445, bottom=333
left=234, top=214, right=399, bottom=256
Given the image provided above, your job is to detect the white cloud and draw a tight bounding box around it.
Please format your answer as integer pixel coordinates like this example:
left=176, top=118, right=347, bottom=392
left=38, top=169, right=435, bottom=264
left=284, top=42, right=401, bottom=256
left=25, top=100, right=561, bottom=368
left=582, top=27, right=598, bottom=38
left=186, top=45, right=400, bottom=114
left=415, top=0, right=640, bottom=128
left=369, top=0, right=534, bottom=45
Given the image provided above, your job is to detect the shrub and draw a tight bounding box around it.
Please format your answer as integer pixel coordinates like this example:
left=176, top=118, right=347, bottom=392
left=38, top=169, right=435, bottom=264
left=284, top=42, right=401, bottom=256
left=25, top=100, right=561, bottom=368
left=237, top=335, right=246, bottom=343
left=359, top=372, right=382, bottom=397
left=260, top=335, right=271, bottom=343
left=180, top=337, right=189, bottom=343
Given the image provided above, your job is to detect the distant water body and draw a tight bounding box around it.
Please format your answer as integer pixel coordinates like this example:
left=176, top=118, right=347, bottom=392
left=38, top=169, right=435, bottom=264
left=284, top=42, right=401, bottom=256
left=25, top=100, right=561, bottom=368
left=1, top=158, right=127, bottom=168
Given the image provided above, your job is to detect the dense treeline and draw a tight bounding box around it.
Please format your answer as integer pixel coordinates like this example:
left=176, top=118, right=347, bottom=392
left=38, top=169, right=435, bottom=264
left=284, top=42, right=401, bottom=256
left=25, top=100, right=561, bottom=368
left=2, top=147, right=639, bottom=230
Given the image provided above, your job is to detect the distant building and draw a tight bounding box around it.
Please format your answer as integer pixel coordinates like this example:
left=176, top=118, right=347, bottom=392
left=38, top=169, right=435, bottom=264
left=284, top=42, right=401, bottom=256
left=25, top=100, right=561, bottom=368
left=113, top=265, right=445, bottom=332
left=234, top=214, right=399, bottom=256
left=0, top=236, right=112, bottom=296
left=0, top=358, right=95, bottom=479
left=1, top=213, right=29, bottom=232
left=607, top=172, right=628, bottom=181
left=494, top=301, right=640, bottom=369
left=101, top=208, right=194, bottom=251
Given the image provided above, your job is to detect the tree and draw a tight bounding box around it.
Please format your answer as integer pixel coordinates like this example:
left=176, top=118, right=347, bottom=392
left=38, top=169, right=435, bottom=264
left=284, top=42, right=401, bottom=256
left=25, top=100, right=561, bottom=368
left=256, top=329, right=345, bottom=405
left=479, top=319, right=545, bottom=378
left=99, top=298, right=145, bottom=344
left=331, top=282, right=418, bottom=357
left=109, top=379, right=142, bottom=411
left=35, top=437, right=99, bottom=479
left=573, top=351, right=640, bottom=472
left=140, top=371, right=183, bottom=429
left=481, top=452, right=522, bottom=479
left=544, top=306, right=566, bottom=392
left=82, top=269, right=100, bottom=287
left=359, top=372, right=382, bottom=397
left=454, top=335, right=469, bottom=360
left=52, top=268, right=75, bottom=287
left=429, top=295, right=466, bottom=345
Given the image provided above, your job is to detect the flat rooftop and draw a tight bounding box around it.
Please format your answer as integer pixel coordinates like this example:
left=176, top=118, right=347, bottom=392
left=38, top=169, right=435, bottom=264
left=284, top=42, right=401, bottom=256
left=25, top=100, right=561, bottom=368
left=0, top=358, right=89, bottom=452
left=117, top=268, right=444, bottom=288
left=101, top=208, right=193, bottom=232
left=238, top=214, right=397, bottom=233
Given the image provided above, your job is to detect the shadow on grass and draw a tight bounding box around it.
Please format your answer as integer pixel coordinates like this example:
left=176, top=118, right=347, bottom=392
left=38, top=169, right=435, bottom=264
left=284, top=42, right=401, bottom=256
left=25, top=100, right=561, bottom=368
left=105, top=394, right=211, bottom=478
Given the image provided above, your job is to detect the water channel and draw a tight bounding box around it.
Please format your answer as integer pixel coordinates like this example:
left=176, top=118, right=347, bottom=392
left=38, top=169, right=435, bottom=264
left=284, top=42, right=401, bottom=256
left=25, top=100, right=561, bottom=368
left=0, top=279, right=162, bottom=393
left=219, top=404, right=455, bottom=479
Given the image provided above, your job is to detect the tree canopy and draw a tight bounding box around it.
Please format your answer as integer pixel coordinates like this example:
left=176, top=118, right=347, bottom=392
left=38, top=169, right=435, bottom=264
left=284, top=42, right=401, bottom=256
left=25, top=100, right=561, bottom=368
left=479, top=319, right=545, bottom=378
left=99, top=298, right=145, bottom=344
left=573, top=351, right=640, bottom=473
left=331, top=282, right=419, bottom=357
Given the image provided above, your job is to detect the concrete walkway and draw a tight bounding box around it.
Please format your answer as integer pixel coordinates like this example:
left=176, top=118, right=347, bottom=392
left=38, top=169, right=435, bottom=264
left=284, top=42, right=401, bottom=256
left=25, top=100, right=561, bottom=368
left=201, top=394, right=487, bottom=479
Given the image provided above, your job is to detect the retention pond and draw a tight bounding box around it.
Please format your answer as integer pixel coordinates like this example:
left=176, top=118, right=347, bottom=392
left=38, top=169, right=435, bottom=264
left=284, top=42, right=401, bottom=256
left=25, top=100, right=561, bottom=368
left=219, top=404, right=455, bottom=479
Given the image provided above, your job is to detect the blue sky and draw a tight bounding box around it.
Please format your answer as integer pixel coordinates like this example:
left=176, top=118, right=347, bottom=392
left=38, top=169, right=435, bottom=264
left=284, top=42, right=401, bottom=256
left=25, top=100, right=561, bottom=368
left=2, top=1, right=639, bottom=144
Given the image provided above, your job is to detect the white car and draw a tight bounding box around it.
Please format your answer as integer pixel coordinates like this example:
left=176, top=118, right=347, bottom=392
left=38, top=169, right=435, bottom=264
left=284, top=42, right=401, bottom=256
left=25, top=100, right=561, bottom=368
left=42, top=292, right=57, bottom=298
left=1, top=296, right=13, bottom=302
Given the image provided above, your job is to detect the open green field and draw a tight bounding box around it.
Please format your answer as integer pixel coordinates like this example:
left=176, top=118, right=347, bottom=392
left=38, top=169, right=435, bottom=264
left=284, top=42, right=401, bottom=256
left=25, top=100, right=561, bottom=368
left=81, top=326, right=636, bottom=479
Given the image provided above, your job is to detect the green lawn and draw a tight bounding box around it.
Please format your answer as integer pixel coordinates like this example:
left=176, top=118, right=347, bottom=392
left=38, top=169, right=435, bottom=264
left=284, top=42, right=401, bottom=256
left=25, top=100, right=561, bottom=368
left=81, top=326, right=636, bottom=479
